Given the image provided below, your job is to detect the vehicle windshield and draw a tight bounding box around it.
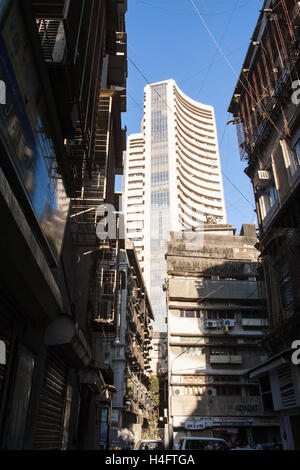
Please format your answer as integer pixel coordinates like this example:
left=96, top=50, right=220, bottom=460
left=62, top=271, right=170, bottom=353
left=140, top=441, right=164, bottom=450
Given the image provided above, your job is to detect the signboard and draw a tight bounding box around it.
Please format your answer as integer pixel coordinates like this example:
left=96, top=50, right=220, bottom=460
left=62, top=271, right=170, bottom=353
left=0, top=0, right=69, bottom=262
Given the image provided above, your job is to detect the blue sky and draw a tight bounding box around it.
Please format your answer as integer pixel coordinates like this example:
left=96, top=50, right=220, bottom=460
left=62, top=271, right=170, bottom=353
left=119, top=0, right=263, bottom=233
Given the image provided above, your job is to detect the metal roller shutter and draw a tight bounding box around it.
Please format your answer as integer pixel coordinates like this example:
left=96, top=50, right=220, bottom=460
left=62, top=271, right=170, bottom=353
left=33, top=348, right=67, bottom=450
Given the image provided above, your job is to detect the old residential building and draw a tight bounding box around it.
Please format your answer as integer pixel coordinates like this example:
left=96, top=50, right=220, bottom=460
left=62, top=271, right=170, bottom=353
left=228, top=0, right=300, bottom=449
left=166, top=224, right=280, bottom=447
left=0, top=0, right=130, bottom=450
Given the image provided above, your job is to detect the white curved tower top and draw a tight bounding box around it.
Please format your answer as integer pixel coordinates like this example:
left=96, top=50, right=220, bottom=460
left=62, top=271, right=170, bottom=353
left=124, top=80, right=227, bottom=331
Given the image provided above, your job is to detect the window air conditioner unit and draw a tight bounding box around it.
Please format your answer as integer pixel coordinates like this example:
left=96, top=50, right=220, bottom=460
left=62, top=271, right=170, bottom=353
left=222, top=319, right=235, bottom=328
left=253, top=170, right=271, bottom=188
left=205, top=320, right=218, bottom=328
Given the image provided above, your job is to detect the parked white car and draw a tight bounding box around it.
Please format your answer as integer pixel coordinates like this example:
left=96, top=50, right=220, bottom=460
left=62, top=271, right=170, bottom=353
left=178, top=437, right=230, bottom=450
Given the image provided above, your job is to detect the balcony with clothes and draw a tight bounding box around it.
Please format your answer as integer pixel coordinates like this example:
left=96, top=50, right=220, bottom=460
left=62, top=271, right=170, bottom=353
left=228, top=0, right=300, bottom=162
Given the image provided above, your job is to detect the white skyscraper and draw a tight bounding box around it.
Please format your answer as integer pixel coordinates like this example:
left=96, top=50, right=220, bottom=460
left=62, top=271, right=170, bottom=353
left=123, top=79, right=226, bottom=331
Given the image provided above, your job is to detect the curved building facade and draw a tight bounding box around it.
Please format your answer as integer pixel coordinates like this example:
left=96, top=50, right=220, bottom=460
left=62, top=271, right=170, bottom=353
left=124, top=80, right=226, bottom=331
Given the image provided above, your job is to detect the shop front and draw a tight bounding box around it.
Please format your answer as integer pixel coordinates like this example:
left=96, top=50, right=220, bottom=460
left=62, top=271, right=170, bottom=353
left=173, top=415, right=280, bottom=447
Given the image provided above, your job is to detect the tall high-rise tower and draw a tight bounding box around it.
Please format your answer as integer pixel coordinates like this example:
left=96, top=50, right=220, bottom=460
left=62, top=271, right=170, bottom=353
left=124, top=79, right=226, bottom=331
